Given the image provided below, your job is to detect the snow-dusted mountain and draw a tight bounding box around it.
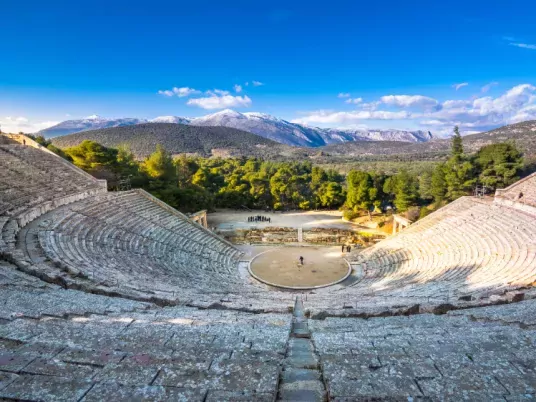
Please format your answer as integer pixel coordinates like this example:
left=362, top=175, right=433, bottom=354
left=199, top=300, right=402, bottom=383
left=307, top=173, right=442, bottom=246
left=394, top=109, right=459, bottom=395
left=39, top=115, right=148, bottom=138
left=150, top=116, right=191, bottom=124
left=188, top=109, right=433, bottom=146
left=39, top=110, right=434, bottom=146
left=189, top=110, right=330, bottom=146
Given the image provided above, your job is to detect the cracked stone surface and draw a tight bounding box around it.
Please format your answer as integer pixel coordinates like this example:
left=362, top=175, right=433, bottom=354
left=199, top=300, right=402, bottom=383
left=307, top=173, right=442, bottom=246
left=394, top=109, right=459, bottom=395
left=313, top=308, right=536, bottom=400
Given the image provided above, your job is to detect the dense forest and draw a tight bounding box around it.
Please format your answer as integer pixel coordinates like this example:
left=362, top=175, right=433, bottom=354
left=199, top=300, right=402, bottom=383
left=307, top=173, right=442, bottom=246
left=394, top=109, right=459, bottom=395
left=28, top=127, right=529, bottom=221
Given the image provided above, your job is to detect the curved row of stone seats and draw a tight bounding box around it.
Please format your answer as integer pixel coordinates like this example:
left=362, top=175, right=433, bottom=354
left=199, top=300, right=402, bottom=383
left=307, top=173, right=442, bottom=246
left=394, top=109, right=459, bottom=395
left=310, top=299, right=536, bottom=400
left=304, top=196, right=536, bottom=314
left=19, top=189, right=295, bottom=310
left=0, top=295, right=291, bottom=401
left=495, top=172, right=536, bottom=212
left=0, top=145, right=106, bottom=248
left=0, top=261, right=153, bottom=321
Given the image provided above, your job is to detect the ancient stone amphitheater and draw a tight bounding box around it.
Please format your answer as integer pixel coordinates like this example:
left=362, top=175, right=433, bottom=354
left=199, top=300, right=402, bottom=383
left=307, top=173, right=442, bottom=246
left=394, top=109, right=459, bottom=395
left=1, top=135, right=536, bottom=401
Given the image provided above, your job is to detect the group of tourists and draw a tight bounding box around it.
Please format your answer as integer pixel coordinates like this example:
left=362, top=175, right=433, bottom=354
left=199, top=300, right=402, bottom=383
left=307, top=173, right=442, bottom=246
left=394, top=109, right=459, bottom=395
left=248, top=215, right=271, bottom=223
left=342, top=245, right=352, bottom=253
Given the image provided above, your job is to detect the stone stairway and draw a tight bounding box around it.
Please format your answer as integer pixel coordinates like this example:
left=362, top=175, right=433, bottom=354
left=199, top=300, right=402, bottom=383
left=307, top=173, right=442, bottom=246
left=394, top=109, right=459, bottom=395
left=277, top=296, right=327, bottom=401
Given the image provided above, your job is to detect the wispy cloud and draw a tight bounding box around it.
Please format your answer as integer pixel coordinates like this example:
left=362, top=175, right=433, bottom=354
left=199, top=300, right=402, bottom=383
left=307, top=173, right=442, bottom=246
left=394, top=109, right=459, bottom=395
left=0, top=116, right=59, bottom=134
left=187, top=95, right=252, bottom=110
left=234, top=84, right=242, bottom=93
left=158, top=87, right=201, bottom=97
left=509, top=42, right=536, bottom=50
left=452, top=82, right=469, bottom=91
left=292, top=83, right=536, bottom=136
left=481, top=81, right=499, bottom=93
left=292, top=110, right=412, bottom=125
left=380, top=95, right=438, bottom=109
left=345, top=97, right=363, bottom=104
left=252, top=81, right=264, bottom=87
left=338, top=92, right=351, bottom=98
left=206, top=89, right=230, bottom=96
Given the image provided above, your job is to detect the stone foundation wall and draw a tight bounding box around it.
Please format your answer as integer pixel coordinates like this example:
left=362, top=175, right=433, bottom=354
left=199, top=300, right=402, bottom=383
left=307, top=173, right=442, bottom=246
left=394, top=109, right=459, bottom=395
left=218, top=227, right=383, bottom=245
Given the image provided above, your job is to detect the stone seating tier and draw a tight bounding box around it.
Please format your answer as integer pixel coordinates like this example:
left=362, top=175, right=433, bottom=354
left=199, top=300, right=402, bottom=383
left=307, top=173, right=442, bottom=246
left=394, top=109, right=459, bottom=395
left=495, top=172, right=536, bottom=209
left=303, top=196, right=536, bottom=314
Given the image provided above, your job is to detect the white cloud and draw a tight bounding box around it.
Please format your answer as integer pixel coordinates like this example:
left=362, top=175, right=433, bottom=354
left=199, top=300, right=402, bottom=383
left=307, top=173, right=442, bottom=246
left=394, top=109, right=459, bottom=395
left=338, top=92, right=351, bottom=98
left=293, top=83, right=536, bottom=135
left=0, top=117, right=59, bottom=134
left=421, top=83, right=536, bottom=132
left=158, top=87, right=200, bottom=97
left=380, top=95, right=438, bottom=109
left=510, top=43, right=536, bottom=50
left=252, top=81, right=264, bottom=87
left=158, top=90, right=174, bottom=97
left=452, top=82, right=469, bottom=91
left=292, top=110, right=413, bottom=125
left=5, top=116, right=29, bottom=123
left=441, top=99, right=472, bottom=109
left=345, top=97, right=363, bottom=104
left=481, top=82, right=499, bottom=93
left=187, top=95, right=252, bottom=110
left=234, top=84, right=242, bottom=93
left=213, top=89, right=230, bottom=96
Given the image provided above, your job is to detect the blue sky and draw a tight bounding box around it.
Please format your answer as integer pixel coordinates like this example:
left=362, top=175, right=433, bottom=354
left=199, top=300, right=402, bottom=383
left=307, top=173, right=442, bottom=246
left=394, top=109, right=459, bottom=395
left=1, top=0, right=536, bottom=135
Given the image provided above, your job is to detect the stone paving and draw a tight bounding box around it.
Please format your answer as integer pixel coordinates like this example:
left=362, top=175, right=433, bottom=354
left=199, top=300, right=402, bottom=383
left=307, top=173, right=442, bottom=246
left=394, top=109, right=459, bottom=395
left=0, top=300, right=292, bottom=401
left=310, top=305, right=536, bottom=400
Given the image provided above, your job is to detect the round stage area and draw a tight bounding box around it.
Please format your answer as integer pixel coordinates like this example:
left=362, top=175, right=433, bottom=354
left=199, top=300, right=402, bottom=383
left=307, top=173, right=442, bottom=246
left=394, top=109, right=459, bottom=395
left=249, top=246, right=351, bottom=289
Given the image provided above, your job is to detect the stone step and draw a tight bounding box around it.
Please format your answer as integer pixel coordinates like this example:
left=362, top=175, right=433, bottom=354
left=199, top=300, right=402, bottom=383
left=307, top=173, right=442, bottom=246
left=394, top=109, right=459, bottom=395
left=278, top=388, right=326, bottom=401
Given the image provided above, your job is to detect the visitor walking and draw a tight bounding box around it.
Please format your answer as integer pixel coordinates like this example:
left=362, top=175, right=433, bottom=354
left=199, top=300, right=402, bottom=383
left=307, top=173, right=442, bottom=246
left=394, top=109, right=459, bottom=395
left=299, top=256, right=304, bottom=265
left=341, top=244, right=345, bottom=253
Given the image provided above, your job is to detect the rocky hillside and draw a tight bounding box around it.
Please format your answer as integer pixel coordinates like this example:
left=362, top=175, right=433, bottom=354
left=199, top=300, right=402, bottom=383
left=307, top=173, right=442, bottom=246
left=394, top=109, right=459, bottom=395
left=51, top=123, right=285, bottom=158
left=315, top=120, right=536, bottom=162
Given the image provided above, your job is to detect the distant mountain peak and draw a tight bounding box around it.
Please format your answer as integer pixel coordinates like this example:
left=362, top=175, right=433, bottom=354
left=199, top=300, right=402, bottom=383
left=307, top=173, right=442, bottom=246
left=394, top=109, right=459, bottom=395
left=38, top=109, right=437, bottom=146
left=84, top=114, right=102, bottom=120
left=211, top=109, right=244, bottom=117
left=150, top=116, right=191, bottom=124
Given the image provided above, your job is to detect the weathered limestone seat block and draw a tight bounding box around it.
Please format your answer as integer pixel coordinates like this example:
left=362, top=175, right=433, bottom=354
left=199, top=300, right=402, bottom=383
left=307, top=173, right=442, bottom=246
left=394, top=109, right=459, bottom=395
left=311, top=300, right=536, bottom=400
left=2, top=140, right=536, bottom=400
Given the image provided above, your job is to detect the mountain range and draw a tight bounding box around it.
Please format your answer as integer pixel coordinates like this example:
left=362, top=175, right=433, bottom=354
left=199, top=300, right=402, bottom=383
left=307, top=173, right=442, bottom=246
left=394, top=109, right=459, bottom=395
left=39, top=110, right=434, bottom=147
left=50, top=119, right=536, bottom=163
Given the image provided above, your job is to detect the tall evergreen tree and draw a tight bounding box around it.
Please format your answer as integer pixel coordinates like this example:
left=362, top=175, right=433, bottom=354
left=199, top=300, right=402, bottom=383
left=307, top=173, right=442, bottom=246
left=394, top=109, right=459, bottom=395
left=431, top=164, right=447, bottom=203
left=451, top=126, right=463, bottom=157
left=346, top=170, right=377, bottom=218
left=444, top=126, right=475, bottom=200
left=392, top=170, right=418, bottom=212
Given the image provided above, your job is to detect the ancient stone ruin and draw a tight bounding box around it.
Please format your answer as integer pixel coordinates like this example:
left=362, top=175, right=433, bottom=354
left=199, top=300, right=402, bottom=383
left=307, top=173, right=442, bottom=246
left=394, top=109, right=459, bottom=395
left=1, top=135, right=536, bottom=400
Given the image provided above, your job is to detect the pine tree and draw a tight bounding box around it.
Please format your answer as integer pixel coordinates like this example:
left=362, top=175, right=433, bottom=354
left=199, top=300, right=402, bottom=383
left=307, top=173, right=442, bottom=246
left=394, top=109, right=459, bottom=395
left=451, top=126, right=463, bottom=157
left=142, top=145, right=176, bottom=182
left=392, top=170, right=418, bottom=212
left=475, top=142, right=523, bottom=189
left=431, top=164, right=447, bottom=203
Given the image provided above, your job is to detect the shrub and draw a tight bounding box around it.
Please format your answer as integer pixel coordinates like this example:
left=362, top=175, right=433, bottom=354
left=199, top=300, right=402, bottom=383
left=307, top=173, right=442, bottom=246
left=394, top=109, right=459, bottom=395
left=342, top=209, right=360, bottom=221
